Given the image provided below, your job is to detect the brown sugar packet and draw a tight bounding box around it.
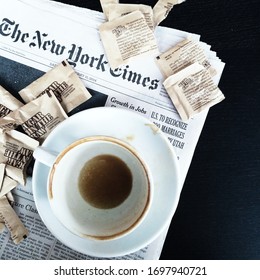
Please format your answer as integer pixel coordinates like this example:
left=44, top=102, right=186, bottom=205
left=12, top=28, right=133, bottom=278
left=0, top=165, right=16, bottom=234
left=19, top=60, right=92, bottom=113
left=0, top=180, right=15, bottom=233
left=0, top=168, right=15, bottom=233
left=156, top=38, right=217, bottom=78
left=0, top=195, right=28, bottom=244
left=163, top=63, right=225, bottom=121
left=0, top=116, right=17, bottom=132
left=0, top=164, right=4, bottom=232
left=0, top=163, right=18, bottom=198
left=0, top=182, right=6, bottom=232
left=0, top=129, right=39, bottom=186
left=0, top=85, right=23, bottom=118
left=107, top=4, right=154, bottom=30
left=99, top=11, right=158, bottom=69
left=153, top=0, right=186, bottom=26
left=0, top=192, right=14, bottom=233
left=99, top=0, right=119, bottom=19
left=0, top=163, right=18, bottom=235
left=0, top=163, right=4, bottom=186
left=0, top=93, right=68, bottom=143
left=0, top=216, right=4, bottom=233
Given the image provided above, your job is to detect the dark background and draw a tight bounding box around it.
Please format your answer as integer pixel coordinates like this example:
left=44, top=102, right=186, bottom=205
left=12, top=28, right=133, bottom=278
left=1, top=0, right=260, bottom=259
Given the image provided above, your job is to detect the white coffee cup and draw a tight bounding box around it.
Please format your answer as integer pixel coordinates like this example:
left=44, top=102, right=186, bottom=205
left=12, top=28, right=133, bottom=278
left=33, top=136, right=152, bottom=241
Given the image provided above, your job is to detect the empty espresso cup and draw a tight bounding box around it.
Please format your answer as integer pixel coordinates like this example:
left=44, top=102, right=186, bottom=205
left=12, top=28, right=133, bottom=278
left=33, top=136, right=152, bottom=241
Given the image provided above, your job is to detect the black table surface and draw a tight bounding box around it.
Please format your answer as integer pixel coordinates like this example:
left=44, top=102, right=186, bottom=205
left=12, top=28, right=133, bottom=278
left=1, top=0, right=259, bottom=260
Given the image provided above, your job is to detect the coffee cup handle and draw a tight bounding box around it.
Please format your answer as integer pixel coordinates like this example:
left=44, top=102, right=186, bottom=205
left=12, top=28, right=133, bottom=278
left=33, top=146, right=58, bottom=167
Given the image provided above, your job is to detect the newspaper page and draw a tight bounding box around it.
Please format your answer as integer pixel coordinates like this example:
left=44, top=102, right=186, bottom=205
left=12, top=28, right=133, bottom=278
left=0, top=0, right=225, bottom=259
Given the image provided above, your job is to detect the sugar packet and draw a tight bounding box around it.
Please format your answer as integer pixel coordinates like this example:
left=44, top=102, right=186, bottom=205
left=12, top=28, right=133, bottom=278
left=156, top=38, right=217, bottom=78
left=99, top=0, right=119, bottom=19
left=99, top=11, right=158, bottom=69
left=0, top=129, right=39, bottom=186
left=0, top=164, right=4, bottom=190
left=0, top=216, right=4, bottom=233
left=19, top=60, right=92, bottom=113
left=163, top=63, right=225, bottom=121
left=0, top=157, right=26, bottom=244
left=0, top=93, right=68, bottom=143
left=153, top=0, right=186, bottom=26
left=0, top=190, right=14, bottom=233
left=107, top=4, right=154, bottom=30
left=0, top=163, right=18, bottom=198
left=0, top=195, right=28, bottom=244
left=0, top=85, right=23, bottom=118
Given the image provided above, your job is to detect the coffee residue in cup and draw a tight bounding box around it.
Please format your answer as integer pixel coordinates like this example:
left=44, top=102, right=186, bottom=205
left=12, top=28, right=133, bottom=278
left=78, top=154, right=132, bottom=209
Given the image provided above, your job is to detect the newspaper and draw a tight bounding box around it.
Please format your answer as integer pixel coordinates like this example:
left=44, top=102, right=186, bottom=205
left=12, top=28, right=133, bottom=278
left=0, top=0, right=225, bottom=259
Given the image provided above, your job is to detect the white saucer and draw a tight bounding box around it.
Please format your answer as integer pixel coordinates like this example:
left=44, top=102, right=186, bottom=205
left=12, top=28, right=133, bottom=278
left=32, top=107, right=180, bottom=258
